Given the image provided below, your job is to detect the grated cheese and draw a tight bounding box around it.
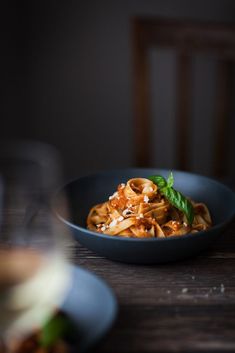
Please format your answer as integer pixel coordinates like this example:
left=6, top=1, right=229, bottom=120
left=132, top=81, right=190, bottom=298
left=109, top=192, right=118, bottom=200
left=143, top=195, right=149, bottom=203
left=123, top=209, right=132, bottom=216
left=109, top=219, right=118, bottom=227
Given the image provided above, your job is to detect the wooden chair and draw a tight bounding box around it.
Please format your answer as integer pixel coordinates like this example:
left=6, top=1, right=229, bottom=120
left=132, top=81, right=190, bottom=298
left=132, top=18, right=235, bottom=177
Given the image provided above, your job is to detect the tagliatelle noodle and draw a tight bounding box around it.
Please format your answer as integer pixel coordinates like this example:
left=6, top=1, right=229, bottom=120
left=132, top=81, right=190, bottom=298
left=87, top=178, right=212, bottom=238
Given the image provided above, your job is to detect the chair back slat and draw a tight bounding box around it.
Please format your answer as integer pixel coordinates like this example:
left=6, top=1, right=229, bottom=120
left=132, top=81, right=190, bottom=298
left=133, top=21, right=151, bottom=167
left=133, top=18, right=235, bottom=176
left=214, top=60, right=233, bottom=177
left=176, top=53, right=191, bottom=171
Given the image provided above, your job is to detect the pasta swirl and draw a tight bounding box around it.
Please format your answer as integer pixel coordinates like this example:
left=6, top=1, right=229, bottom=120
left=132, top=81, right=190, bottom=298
left=87, top=178, right=212, bottom=238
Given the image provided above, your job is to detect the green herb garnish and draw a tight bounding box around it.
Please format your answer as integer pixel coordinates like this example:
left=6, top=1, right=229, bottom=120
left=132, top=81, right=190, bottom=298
left=39, top=313, right=75, bottom=348
left=149, top=172, right=194, bottom=225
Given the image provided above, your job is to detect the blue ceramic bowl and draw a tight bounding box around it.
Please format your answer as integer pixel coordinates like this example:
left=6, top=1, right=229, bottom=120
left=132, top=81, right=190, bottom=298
left=62, top=265, right=117, bottom=352
left=55, top=169, right=235, bottom=264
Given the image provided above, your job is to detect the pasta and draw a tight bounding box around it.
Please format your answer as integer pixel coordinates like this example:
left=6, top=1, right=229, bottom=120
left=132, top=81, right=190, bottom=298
left=87, top=177, right=212, bottom=238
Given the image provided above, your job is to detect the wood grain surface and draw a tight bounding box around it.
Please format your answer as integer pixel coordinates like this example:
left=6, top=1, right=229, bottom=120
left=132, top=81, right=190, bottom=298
left=66, top=220, right=235, bottom=353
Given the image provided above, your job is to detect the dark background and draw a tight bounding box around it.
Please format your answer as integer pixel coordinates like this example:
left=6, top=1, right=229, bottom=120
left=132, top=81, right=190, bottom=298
left=1, top=0, right=235, bottom=180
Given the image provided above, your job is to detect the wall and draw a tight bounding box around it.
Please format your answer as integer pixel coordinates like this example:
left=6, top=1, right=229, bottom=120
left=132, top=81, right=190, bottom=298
left=1, top=0, right=235, bottom=180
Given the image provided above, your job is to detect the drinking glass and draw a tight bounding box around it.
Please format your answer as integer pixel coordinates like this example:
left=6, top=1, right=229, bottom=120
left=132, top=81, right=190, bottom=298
left=0, top=141, right=72, bottom=351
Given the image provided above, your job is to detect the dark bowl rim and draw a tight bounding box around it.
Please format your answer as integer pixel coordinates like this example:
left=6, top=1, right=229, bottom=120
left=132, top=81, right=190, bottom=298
left=53, top=168, right=235, bottom=242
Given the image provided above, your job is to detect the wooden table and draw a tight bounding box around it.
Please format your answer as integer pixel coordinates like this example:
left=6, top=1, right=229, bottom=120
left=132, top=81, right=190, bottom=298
left=68, top=219, right=235, bottom=353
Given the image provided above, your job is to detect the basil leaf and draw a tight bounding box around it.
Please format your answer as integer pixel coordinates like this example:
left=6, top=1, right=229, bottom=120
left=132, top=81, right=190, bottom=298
left=39, top=314, right=72, bottom=348
left=148, top=173, right=194, bottom=225
left=167, top=172, right=174, bottom=188
left=163, top=187, right=194, bottom=225
left=149, top=175, right=167, bottom=189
